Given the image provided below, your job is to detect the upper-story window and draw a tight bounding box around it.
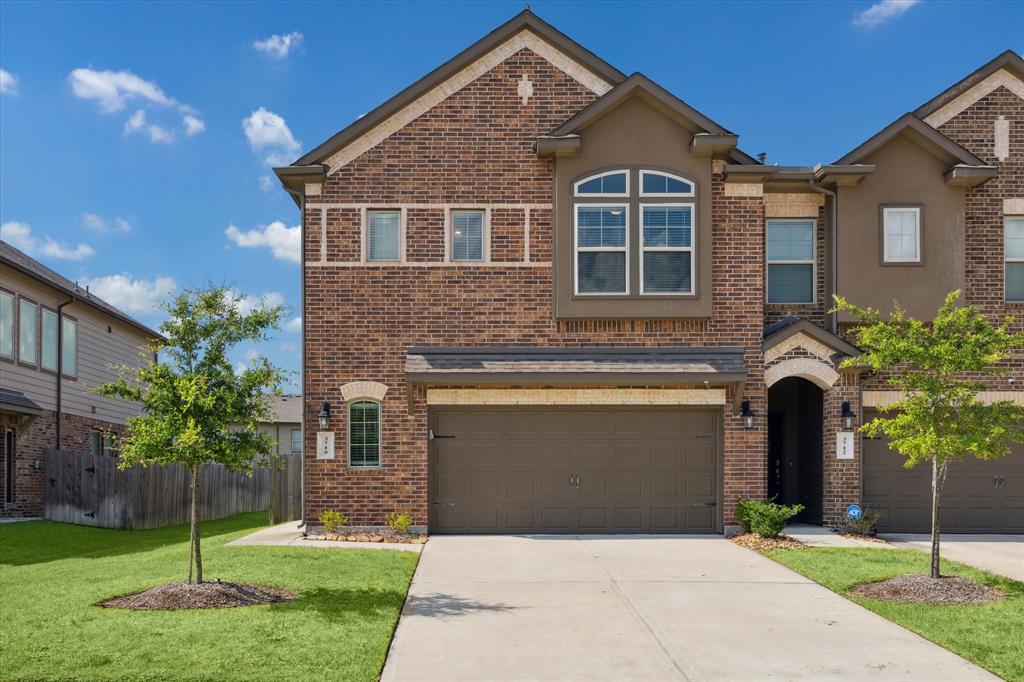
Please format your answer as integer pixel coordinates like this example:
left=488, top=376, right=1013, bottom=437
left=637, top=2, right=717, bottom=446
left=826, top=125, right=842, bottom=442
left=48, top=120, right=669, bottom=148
left=575, top=205, right=627, bottom=294
left=882, top=207, right=921, bottom=264
left=767, top=220, right=815, bottom=303
left=451, top=210, right=485, bottom=262
left=1006, top=216, right=1024, bottom=302
left=367, top=210, right=401, bottom=262
left=41, top=308, right=58, bottom=372
left=18, top=298, right=37, bottom=366
left=62, top=317, right=77, bottom=377
left=574, top=170, right=629, bottom=197
left=0, top=290, right=12, bottom=359
left=641, top=205, right=693, bottom=293
left=640, top=170, right=694, bottom=197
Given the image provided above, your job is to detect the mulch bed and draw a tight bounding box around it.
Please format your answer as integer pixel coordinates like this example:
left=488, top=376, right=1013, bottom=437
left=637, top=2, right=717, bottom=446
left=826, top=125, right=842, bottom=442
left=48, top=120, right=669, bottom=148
left=730, top=532, right=805, bottom=551
left=308, top=528, right=427, bottom=545
left=851, top=573, right=1004, bottom=605
left=839, top=532, right=888, bottom=544
left=99, top=581, right=295, bottom=610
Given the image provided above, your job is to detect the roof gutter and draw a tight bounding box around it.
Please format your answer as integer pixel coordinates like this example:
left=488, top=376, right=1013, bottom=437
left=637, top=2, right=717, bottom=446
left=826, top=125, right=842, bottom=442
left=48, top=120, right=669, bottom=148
left=283, top=182, right=307, bottom=531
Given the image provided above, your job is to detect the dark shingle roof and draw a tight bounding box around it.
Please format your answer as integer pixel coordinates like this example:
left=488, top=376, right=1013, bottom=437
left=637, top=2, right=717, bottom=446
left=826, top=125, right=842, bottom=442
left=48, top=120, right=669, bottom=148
left=0, top=388, right=44, bottom=415
left=264, top=394, right=302, bottom=423
left=0, top=241, right=163, bottom=340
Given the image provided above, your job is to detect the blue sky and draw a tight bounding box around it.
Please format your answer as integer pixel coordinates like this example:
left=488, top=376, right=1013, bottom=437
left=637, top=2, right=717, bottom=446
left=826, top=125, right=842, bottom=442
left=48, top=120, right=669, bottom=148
left=1, top=0, right=1021, bottom=389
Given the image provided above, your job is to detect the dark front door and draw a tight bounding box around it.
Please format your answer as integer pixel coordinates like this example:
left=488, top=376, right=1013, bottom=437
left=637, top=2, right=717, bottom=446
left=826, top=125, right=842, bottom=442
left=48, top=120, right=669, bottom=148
left=429, top=407, right=722, bottom=534
left=767, top=413, right=784, bottom=501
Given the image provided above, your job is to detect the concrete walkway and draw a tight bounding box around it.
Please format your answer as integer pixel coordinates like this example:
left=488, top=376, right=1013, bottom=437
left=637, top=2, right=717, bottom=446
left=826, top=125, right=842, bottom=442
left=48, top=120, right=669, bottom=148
left=783, top=523, right=891, bottom=548
left=226, top=521, right=422, bottom=553
left=382, top=535, right=993, bottom=681
left=880, top=533, right=1024, bottom=581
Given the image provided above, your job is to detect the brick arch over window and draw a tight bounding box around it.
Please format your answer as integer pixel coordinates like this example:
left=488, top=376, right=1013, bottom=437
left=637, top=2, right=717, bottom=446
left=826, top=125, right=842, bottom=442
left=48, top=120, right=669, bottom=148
left=340, top=381, right=388, bottom=402
left=764, top=357, right=839, bottom=390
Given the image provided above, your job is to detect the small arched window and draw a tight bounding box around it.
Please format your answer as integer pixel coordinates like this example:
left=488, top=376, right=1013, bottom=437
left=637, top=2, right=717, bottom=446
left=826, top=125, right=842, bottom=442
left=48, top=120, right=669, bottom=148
left=574, top=170, right=629, bottom=197
left=639, top=170, right=694, bottom=196
left=348, top=400, right=381, bottom=468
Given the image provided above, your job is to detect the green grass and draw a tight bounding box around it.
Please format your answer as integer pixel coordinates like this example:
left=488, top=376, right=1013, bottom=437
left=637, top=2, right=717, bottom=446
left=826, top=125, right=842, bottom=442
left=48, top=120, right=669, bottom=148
left=765, top=546, right=1024, bottom=682
left=0, top=513, right=419, bottom=682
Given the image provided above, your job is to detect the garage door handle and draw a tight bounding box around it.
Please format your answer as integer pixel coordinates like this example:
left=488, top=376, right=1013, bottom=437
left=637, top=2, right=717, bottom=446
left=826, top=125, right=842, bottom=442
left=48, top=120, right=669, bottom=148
left=429, top=430, right=454, bottom=440
left=692, top=502, right=717, bottom=507
left=432, top=501, right=456, bottom=507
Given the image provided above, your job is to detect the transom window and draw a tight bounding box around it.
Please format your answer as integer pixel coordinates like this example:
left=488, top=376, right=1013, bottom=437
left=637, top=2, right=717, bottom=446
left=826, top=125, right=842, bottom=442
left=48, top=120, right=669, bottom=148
left=641, top=205, right=693, bottom=293
left=367, top=210, right=401, bottom=262
left=451, top=210, right=484, bottom=262
left=767, top=220, right=815, bottom=303
left=882, top=207, right=921, bottom=263
left=575, top=205, right=627, bottom=294
left=574, top=170, right=628, bottom=197
left=1006, top=216, right=1024, bottom=302
left=348, top=400, right=380, bottom=468
left=640, top=170, right=694, bottom=196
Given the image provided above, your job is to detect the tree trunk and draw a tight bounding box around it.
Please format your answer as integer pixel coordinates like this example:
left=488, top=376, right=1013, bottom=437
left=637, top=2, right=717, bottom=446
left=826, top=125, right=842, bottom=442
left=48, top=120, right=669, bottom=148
left=190, top=464, right=203, bottom=583
left=929, top=457, right=948, bottom=579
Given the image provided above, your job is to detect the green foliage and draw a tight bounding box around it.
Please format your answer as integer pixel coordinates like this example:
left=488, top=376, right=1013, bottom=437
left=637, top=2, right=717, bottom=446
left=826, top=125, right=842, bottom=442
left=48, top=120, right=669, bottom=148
left=737, top=497, right=804, bottom=539
left=834, top=291, right=1024, bottom=471
left=384, top=511, right=412, bottom=535
left=843, top=508, right=883, bottom=536
left=319, top=510, right=348, bottom=534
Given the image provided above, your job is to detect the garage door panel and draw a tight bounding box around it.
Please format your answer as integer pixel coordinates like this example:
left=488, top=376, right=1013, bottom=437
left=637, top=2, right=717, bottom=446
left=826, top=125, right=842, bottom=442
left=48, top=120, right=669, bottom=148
left=431, top=408, right=720, bottom=533
left=684, top=411, right=717, bottom=436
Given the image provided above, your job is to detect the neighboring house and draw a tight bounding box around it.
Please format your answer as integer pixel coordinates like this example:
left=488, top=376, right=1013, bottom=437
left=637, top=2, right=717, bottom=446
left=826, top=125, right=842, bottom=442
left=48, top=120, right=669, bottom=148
left=258, top=394, right=302, bottom=457
left=276, top=11, right=1023, bottom=535
left=0, top=242, right=161, bottom=517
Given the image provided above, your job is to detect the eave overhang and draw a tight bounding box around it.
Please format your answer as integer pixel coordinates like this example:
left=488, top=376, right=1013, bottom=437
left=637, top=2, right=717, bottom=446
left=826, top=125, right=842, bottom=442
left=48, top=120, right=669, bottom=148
left=723, top=164, right=777, bottom=183
left=690, top=133, right=739, bottom=158
left=813, top=164, right=877, bottom=187
left=535, top=135, right=581, bottom=158
left=273, top=164, right=328, bottom=205
left=943, top=164, right=998, bottom=187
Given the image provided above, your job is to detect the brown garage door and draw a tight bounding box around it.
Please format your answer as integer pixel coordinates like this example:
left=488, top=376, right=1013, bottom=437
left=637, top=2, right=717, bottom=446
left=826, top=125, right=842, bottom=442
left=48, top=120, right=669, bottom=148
left=863, top=434, right=1024, bottom=533
left=429, top=407, right=721, bottom=534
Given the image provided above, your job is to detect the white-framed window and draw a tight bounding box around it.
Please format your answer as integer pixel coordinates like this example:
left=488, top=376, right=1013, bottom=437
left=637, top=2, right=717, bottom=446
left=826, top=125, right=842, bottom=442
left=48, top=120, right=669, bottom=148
left=575, top=205, right=628, bottom=295
left=882, top=207, right=921, bottom=263
left=290, top=428, right=302, bottom=454
left=366, top=210, right=401, bottom=262
left=574, top=170, right=629, bottom=197
left=767, top=219, right=816, bottom=303
left=348, top=400, right=381, bottom=468
left=41, top=308, right=58, bottom=372
left=1006, top=216, right=1024, bottom=303
left=61, top=316, right=77, bottom=378
left=0, top=290, right=13, bottom=359
left=640, top=204, right=694, bottom=294
left=640, top=170, right=694, bottom=197
left=450, top=210, right=485, bottom=262
left=18, top=298, right=37, bottom=366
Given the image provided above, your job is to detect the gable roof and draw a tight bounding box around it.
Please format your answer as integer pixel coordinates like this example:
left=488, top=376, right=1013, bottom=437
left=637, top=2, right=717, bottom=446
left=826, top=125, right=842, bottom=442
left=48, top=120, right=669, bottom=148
left=834, top=112, right=987, bottom=167
left=0, top=240, right=164, bottom=340
left=762, top=317, right=861, bottom=359
left=914, top=49, right=1024, bottom=122
left=290, top=10, right=626, bottom=169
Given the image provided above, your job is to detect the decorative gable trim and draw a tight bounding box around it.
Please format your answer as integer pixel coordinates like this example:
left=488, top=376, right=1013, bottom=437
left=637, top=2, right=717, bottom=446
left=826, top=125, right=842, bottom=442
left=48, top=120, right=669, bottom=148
left=764, top=331, right=834, bottom=365
left=924, top=69, right=1024, bottom=128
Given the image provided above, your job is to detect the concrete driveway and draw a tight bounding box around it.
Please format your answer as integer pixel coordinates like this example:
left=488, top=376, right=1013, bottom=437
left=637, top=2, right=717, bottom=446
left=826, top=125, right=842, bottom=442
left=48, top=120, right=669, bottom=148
left=880, top=534, right=1024, bottom=581
left=382, top=535, right=994, bottom=681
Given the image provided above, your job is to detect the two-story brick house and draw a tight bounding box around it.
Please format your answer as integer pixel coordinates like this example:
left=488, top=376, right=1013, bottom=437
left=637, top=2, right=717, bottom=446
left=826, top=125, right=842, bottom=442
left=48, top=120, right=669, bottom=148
left=0, top=242, right=161, bottom=517
left=277, top=11, right=1023, bottom=535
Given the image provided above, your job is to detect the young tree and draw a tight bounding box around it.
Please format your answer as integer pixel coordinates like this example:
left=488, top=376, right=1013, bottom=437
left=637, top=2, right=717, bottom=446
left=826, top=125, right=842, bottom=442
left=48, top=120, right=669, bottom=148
left=99, top=286, right=287, bottom=583
left=835, top=291, right=1024, bottom=578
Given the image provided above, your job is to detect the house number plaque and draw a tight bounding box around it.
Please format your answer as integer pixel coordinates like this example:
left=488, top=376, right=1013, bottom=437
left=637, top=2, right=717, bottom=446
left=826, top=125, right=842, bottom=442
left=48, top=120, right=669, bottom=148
left=316, top=432, right=335, bottom=460
left=836, top=431, right=854, bottom=460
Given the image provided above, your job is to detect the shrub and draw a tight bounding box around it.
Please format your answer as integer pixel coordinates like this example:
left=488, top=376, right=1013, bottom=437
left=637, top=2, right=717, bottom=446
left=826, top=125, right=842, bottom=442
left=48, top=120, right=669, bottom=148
left=319, top=510, right=348, bottom=534
left=737, top=497, right=804, bottom=539
left=844, top=508, right=883, bottom=536
left=385, top=511, right=412, bottom=535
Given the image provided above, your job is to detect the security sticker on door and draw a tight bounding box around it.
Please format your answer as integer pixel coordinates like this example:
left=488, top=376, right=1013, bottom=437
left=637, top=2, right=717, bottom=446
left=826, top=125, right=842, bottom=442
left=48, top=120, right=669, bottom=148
left=316, top=431, right=335, bottom=460
left=836, top=431, right=854, bottom=460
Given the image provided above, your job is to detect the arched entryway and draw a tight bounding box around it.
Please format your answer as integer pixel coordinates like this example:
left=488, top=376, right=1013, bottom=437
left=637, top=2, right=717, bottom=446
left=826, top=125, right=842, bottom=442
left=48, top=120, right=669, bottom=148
left=767, top=377, right=823, bottom=524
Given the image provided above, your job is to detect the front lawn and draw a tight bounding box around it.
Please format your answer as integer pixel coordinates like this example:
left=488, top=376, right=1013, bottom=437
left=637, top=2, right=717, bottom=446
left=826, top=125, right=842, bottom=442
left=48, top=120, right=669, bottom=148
left=765, top=547, right=1024, bottom=682
left=0, top=513, right=419, bottom=681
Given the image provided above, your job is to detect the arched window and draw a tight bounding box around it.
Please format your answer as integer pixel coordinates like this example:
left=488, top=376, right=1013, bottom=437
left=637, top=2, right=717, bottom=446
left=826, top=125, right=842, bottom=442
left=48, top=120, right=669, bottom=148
left=574, top=170, right=629, bottom=197
left=348, top=400, right=381, bottom=468
left=639, top=170, right=694, bottom=196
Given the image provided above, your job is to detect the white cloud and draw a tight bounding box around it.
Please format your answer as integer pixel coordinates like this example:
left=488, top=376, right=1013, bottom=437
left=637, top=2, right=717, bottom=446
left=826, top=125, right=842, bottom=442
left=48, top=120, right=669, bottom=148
left=0, top=68, right=18, bottom=95
left=852, top=0, right=920, bottom=28
left=123, top=109, right=174, bottom=143
left=225, top=221, right=300, bottom=263
left=234, top=361, right=248, bottom=376
left=79, top=273, right=176, bottom=314
left=223, top=290, right=286, bottom=316
left=183, top=114, right=205, bottom=137
left=259, top=175, right=274, bottom=191
left=252, top=32, right=304, bottom=59
left=243, top=107, right=301, bottom=165
left=68, top=68, right=203, bottom=141
left=286, top=316, right=302, bottom=332
left=281, top=341, right=298, bottom=353
left=243, top=348, right=261, bottom=361
left=1, top=220, right=95, bottom=261
left=81, top=212, right=132, bottom=233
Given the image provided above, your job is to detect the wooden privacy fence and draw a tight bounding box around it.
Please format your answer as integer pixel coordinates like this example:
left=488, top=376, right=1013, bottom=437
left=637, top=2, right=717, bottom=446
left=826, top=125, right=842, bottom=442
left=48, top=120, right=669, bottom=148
left=43, top=448, right=302, bottom=530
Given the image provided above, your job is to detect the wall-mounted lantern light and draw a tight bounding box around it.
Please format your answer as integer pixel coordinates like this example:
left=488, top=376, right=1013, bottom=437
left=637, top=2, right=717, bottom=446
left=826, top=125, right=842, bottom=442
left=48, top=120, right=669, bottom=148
left=317, top=401, right=331, bottom=430
left=741, top=400, right=755, bottom=430
left=841, top=401, right=856, bottom=430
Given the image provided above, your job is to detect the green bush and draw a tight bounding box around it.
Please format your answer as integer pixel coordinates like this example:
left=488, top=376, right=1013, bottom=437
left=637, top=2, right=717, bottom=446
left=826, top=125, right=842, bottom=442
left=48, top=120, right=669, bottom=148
left=844, top=508, right=883, bottom=536
left=737, top=497, right=804, bottom=539
left=319, top=509, right=348, bottom=534
left=385, top=511, right=412, bottom=535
